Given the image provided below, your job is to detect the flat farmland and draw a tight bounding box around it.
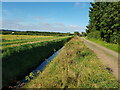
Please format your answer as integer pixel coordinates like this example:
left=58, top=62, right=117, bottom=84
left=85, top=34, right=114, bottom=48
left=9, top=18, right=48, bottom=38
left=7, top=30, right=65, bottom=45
left=1, top=34, right=53, bottom=40
left=1, top=35, right=71, bottom=49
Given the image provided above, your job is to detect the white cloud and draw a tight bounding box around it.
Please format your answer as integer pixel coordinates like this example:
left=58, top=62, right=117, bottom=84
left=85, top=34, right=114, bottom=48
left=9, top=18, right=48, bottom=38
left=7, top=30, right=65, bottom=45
left=54, top=22, right=65, bottom=27
left=34, top=16, right=43, bottom=21
left=74, top=2, right=88, bottom=8
left=74, top=2, right=81, bottom=7
left=2, top=19, right=85, bottom=33
left=69, top=25, right=78, bottom=28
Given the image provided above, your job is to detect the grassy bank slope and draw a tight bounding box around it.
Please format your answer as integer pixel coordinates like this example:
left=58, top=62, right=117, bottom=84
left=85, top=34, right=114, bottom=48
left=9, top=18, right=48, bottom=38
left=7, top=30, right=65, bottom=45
left=2, top=36, right=72, bottom=88
left=86, top=38, right=119, bottom=53
left=23, top=37, right=118, bottom=88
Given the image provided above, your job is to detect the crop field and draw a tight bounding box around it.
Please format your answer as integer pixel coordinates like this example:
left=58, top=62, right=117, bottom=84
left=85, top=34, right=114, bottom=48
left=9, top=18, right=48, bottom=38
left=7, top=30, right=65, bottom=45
left=23, top=37, right=119, bottom=88
left=1, top=34, right=53, bottom=40
left=1, top=34, right=72, bottom=88
left=1, top=35, right=71, bottom=49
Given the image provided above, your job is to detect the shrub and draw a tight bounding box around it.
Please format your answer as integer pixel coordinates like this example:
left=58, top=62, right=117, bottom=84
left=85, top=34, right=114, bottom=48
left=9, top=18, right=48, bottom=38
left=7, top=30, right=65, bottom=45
left=87, top=31, right=101, bottom=39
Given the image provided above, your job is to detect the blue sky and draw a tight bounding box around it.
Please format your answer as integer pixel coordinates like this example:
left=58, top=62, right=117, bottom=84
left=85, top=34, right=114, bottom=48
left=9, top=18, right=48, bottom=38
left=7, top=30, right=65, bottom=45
left=2, top=2, right=92, bottom=33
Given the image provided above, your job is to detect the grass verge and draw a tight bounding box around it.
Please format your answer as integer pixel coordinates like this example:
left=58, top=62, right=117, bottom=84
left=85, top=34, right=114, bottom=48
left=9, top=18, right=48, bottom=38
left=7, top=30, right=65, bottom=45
left=86, top=38, right=119, bottom=53
left=23, top=37, right=119, bottom=88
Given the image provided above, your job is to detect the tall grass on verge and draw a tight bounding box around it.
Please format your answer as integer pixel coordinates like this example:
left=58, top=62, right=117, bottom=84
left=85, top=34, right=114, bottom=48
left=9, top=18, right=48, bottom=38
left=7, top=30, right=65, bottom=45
left=23, top=37, right=119, bottom=88
left=86, top=38, right=119, bottom=53
left=2, top=36, right=72, bottom=88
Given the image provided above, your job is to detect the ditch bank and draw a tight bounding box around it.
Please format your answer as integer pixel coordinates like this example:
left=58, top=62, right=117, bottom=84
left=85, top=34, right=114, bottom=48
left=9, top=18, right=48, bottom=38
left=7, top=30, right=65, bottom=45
left=13, top=47, right=63, bottom=88
left=2, top=37, right=72, bottom=88
left=23, top=37, right=118, bottom=88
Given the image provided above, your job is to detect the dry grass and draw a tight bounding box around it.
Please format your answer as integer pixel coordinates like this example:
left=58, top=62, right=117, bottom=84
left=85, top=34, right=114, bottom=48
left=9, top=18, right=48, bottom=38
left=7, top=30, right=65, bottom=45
left=1, top=35, right=53, bottom=40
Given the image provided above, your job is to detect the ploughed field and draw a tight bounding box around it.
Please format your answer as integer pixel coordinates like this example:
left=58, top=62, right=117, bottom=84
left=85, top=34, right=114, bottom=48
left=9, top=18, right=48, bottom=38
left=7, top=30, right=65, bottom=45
left=1, top=34, right=72, bottom=88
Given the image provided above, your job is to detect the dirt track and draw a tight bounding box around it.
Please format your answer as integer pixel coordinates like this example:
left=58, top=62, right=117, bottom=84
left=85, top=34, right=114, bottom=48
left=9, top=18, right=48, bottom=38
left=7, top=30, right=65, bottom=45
left=81, top=37, right=119, bottom=80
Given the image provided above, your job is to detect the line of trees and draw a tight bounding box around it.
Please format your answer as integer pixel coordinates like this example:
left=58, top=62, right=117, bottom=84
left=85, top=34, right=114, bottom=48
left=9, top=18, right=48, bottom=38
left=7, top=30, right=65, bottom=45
left=86, top=2, right=120, bottom=44
left=0, top=29, right=73, bottom=36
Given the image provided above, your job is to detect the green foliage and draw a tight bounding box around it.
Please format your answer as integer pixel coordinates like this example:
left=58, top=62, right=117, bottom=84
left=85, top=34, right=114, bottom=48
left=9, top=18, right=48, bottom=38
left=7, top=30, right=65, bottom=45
left=87, top=31, right=101, bottom=39
left=87, top=38, right=119, bottom=53
left=86, top=2, right=120, bottom=44
left=74, top=32, right=79, bottom=36
left=25, top=72, right=35, bottom=81
left=25, top=76, right=30, bottom=81
left=29, top=72, right=35, bottom=79
left=81, top=32, right=87, bottom=37
left=37, top=70, right=41, bottom=74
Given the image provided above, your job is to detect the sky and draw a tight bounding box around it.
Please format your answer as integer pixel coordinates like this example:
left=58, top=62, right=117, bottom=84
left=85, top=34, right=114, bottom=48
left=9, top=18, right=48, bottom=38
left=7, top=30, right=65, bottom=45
left=2, top=2, right=92, bottom=33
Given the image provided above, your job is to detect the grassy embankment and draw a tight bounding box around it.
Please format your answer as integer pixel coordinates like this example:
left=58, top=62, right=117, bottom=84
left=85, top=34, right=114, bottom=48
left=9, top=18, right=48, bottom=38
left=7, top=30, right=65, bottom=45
left=86, top=38, right=119, bottom=53
left=2, top=35, right=72, bottom=88
left=23, top=37, right=118, bottom=88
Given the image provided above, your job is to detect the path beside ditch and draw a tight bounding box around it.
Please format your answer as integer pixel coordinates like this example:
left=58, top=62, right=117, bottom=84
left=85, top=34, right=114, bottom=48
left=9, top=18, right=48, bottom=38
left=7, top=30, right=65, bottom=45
left=81, top=37, right=119, bottom=80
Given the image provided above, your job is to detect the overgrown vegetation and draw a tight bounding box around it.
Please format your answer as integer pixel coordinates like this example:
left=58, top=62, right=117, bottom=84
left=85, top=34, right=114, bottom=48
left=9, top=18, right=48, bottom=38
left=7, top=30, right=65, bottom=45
left=2, top=36, right=72, bottom=88
left=86, top=2, right=120, bottom=44
left=81, top=32, right=87, bottom=37
left=87, top=38, right=119, bottom=53
left=23, top=37, right=118, bottom=88
left=87, top=31, right=101, bottom=39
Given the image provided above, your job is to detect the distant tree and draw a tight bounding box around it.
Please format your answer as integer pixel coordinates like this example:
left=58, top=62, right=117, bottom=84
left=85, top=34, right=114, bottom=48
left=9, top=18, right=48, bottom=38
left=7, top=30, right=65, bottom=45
left=1, top=30, right=74, bottom=36
left=74, top=32, right=79, bottom=36
left=67, top=32, right=71, bottom=36
left=82, top=32, right=87, bottom=37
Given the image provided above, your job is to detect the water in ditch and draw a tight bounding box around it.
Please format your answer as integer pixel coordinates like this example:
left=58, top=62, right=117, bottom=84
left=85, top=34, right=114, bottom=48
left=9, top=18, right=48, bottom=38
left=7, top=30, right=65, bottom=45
left=14, top=47, right=63, bottom=88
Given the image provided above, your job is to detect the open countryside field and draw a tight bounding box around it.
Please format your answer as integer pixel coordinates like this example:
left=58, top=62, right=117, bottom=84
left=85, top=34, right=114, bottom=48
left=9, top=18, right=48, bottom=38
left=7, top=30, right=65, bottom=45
left=1, top=35, right=71, bottom=49
left=1, top=35, right=119, bottom=88
left=1, top=34, right=53, bottom=40
left=1, top=1, right=119, bottom=89
left=2, top=34, right=72, bottom=88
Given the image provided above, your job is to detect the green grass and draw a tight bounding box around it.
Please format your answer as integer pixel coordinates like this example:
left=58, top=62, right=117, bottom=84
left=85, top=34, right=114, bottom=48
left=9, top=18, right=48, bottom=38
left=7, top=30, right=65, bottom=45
left=86, top=38, right=119, bottom=53
left=2, top=37, right=55, bottom=46
left=2, top=36, right=72, bottom=88
left=23, top=37, right=119, bottom=88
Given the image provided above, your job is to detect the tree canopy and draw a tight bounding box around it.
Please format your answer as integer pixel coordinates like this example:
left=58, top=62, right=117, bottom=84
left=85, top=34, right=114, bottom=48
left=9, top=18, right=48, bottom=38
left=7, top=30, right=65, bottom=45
left=86, top=2, right=120, bottom=44
left=1, top=29, right=73, bottom=36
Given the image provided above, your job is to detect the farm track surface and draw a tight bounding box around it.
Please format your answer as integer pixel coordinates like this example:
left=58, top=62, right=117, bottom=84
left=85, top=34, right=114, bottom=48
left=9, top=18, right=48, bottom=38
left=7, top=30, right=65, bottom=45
left=81, top=37, right=119, bottom=80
